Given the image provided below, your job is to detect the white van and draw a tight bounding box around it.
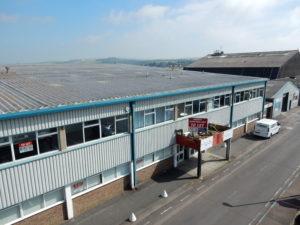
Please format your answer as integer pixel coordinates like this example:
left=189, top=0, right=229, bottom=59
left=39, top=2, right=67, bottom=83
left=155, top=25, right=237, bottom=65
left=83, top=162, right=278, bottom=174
left=253, top=119, right=281, bottom=138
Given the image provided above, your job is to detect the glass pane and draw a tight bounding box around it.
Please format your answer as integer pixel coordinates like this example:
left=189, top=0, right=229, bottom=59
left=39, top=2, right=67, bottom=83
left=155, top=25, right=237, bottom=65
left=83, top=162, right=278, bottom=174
left=136, top=158, right=144, bottom=169
left=116, top=163, right=130, bottom=177
left=178, top=103, right=185, bottom=117
left=71, top=180, right=86, bottom=195
left=213, top=97, right=220, bottom=108
left=84, top=126, right=100, bottom=142
left=220, top=95, right=225, bottom=107
left=165, top=106, right=174, bottom=121
left=0, top=137, right=9, bottom=144
left=84, top=120, right=99, bottom=126
left=145, top=114, right=155, bottom=126
left=185, top=105, right=192, bottom=115
left=103, top=168, right=116, bottom=183
left=44, top=189, right=64, bottom=207
left=156, top=107, right=165, bottom=123
left=164, top=147, right=172, bottom=157
left=193, top=100, right=199, bottom=114
left=13, top=133, right=38, bottom=160
left=200, top=101, right=206, bottom=112
left=116, top=118, right=129, bottom=134
left=225, top=95, right=231, bottom=105
left=154, top=150, right=164, bottom=161
left=116, top=114, right=128, bottom=120
left=65, top=123, right=83, bottom=146
left=144, top=153, right=154, bottom=166
left=39, top=134, right=59, bottom=154
left=101, top=117, right=115, bottom=137
left=134, top=111, right=144, bottom=128
left=38, top=128, right=57, bottom=136
left=22, top=196, right=44, bottom=216
left=0, top=145, right=13, bottom=164
left=0, top=205, right=21, bottom=225
left=87, top=174, right=101, bottom=188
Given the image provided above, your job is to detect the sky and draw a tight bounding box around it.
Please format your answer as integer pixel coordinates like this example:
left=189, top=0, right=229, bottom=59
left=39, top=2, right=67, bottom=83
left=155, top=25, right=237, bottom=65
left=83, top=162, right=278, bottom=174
left=1, top=0, right=300, bottom=63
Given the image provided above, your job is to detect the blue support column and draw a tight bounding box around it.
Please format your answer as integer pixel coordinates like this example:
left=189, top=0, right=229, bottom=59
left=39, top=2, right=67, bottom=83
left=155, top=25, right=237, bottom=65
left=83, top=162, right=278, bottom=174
left=130, top=102, right=137, bottom=188
left=261, top=81, right=267, bottom=119
left=230, top=86, right=235, bottom=128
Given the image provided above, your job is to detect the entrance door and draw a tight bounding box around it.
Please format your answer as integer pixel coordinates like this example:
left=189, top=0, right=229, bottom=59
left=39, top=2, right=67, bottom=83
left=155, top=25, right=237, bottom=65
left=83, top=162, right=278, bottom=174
left=282, top=93, right=289, bottom=112
left=176, top=145, right=184, bottom=164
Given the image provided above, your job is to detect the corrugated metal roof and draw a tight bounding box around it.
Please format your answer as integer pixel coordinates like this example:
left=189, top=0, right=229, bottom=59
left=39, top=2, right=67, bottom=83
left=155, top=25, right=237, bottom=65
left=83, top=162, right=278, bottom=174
left=185, top=50, right=298, bottom=68
left=0, top=63, right=266, bottom=114
left=265, top=80, right=299, bottom=98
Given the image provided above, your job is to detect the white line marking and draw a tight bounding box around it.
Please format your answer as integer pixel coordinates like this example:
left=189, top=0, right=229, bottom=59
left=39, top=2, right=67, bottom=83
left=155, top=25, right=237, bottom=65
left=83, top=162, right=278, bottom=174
left=211, top=175, right=219, bottom=181
left=284, top=179, right=290, bottom=185
left=288, top=181, right=294, bottom=187
left=223, top=168, right=229, bottom=173
left=264, top=203, right=269, bottom=207
left=196, top=185, right=206, bottom=191
left=180, top=194, right=191, bottom=202
left=258, top=214, right=267, bottom=223
left=233, top=161, right=241, bottom=166
left=160, top=206, right=172, bottom=215
left=292, top=170, right=297, bottom=176
left=274, top=187, right=282, bottom=196
left=270, top=202, right=276, bottom=209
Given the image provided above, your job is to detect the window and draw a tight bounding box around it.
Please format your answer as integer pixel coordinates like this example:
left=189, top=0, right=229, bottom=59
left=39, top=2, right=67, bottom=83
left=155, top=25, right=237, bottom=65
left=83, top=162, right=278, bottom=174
left=240, top=91, right=245, bottom=102
left=165, top=105, right=174, bottom=121
left=0, top=205, right=21, bottom=225
left=164, top=146, right=172, bottom=157
left=200, top=100, right=207, bottom=112
left=213, top=96, right=220, bottom=108
left=259, top=88, right=264, bottom=97
left=103, top=168, right=116, bottom=183
left=116, top=115, right=129, bottom=134
left=185, top=102, right=193, bottom=115
left=220, top=95, right=225, bottom=107
left=235, top=92, right=241, bottom=103
left=135, top=111, right=144, bottom=128
left=250, top=89, right=257, bottom=99
left=116, top=163, right=130, bottom=177
left=71, top=180, right=86, bottom=195
left=87, top=174, right=102, bottom=188
left=84, top=120, right=100, bottom=142
left=101, top=117, right=115, bottom=137
left=144, top=153, right=154, bottom=166
left=156, top=107, right=165, bottom=123
left=154, top=149, right=164, bottom=161
left=193, top=100, right=200, bottom=114
left=136, top=157, right=144, bottom=169
left=178, top=103, right=185, bottom=117
left=44, top=189, right=64, bottom=207
left=0, top=137, right=12, bottom=164
left=244, top=91, right=250, bottom=100
left=225, top=94, right=231, bottom=105
left=22, top=195, right=44, bottom=216
left=38, top=128, right=59, bottom=154
left=13, top=133, right=38, bottom=160
left=145, top=109, right=155, bottom=126
left=65, top=123, right=83, bottom=146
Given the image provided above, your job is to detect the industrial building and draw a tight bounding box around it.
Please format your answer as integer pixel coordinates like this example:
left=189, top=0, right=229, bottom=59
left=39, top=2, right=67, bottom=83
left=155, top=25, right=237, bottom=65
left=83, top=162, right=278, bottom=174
left=264, top=80, right=299, bottom=118
left=0, top=64, right=267, bottom=225
left=184, top=50, right=300, bottom=80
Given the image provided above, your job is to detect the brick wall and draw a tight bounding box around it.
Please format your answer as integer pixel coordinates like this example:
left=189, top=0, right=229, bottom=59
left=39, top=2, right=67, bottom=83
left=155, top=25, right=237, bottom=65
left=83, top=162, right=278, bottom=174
left=137, top=158, right=173, bottom=184
left=73, top=176, right=130, bottom=216
left=16, top=203, right=66, bottom=225
left=232, top=125, right=245, bottom=140
left=246, top=120, right=257, bottom=133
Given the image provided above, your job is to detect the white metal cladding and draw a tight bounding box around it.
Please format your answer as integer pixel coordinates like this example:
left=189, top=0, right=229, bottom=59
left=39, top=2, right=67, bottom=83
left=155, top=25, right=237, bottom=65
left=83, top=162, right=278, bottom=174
left=233, top=98, right=263, bottom=121
left=0, top=102, right=129, bottom=137
left=135, top=107, right=230, bottom=158
left=0, top=135, right=131, bottom=209
left=235, top=83, right=264, bottom=92
left=135, top=87, right=231, bottom=111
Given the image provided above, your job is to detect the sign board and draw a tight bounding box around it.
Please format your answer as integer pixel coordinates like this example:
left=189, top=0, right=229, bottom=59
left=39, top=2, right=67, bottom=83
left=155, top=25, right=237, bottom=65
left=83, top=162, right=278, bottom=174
left=188, top=118, right=208, bottom=133
left=223, top=129, right=233, bottom=141
left=176, top=134, right=200, bottom=150
left=200, top=136, right=213, bottom=151
left=274, top=99, right=281, bottom=111
left=19, top=141, right=33, bottom=153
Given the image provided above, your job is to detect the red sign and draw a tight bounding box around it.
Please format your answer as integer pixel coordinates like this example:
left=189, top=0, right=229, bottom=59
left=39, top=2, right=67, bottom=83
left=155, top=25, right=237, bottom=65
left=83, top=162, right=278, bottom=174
left=19, top=141, right=33, bottom=153
left=188, top=118, right=208, bottom=132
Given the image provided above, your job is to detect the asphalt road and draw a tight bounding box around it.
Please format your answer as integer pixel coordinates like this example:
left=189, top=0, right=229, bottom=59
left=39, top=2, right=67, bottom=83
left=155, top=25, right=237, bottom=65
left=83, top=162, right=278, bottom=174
left=137, top=110, right=300, bottom=225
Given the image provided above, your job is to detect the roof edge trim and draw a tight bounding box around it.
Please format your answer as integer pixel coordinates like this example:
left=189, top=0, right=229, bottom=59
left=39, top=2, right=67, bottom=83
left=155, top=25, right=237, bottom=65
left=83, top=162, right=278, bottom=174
left=0, top=79, right=268, bottom=121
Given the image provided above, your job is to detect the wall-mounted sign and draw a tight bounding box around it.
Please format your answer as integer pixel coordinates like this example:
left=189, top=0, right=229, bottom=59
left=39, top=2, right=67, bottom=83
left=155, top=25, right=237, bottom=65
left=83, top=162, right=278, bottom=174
left=274, top=99, right=281, bottom=111
left=223, top=129, right=233, bottom=141
left=188, top=118, right=208, bottom=133
left=19, top=141, right=33, bottom=153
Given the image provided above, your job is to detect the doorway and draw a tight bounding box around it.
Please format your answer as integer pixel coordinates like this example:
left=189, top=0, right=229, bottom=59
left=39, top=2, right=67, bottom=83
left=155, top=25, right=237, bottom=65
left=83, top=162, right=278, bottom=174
left=281, top=93, right=289, bottom=112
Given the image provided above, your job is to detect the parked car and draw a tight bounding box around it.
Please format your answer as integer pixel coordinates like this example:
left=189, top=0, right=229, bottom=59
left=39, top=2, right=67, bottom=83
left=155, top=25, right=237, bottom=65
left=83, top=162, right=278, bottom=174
left=253, top=119, right=281, bottom=138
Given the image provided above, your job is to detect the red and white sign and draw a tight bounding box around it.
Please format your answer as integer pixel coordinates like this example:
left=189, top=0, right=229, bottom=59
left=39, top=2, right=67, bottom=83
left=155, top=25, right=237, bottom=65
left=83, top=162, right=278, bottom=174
left=19, top=141, right=33, bottom=153
left=200, top=136, right=213, bottom=151
left=188, top=118, right=208, bottom=132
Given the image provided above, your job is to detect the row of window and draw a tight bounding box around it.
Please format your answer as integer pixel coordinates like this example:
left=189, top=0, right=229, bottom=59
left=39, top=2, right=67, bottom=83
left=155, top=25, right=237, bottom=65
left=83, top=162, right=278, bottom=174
left=235, top=88, right=264, bottom=103
left=0, top=188, right=64, bottom=225
left=232, top=113, right=261, bottom=128
left=0, top=114, right=129, bottom=165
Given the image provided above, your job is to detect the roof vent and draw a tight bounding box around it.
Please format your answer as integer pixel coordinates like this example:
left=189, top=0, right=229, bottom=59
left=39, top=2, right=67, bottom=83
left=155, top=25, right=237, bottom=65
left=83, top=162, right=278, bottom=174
left=210, top=50, right=224, bottom=56
left=5, top=66, right=9, bottom=73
